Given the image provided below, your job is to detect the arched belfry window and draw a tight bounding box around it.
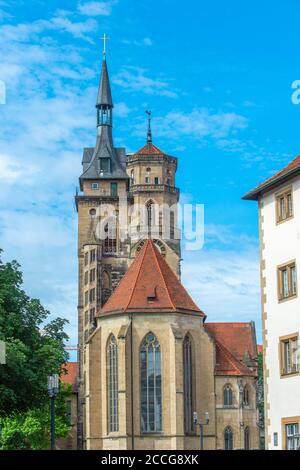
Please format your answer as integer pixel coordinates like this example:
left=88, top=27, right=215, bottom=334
left=223, top=384, right=233, bottom=407
left=140, top=333, right=162, bottom=433
left=146, top=200, right=155, bottom=237
left=104, top=218, right=117, bottom=254
left=183, top=334, right=194, bottom=433
left=107, top=335, right=118, bottom=432
left=224, top=426, right=233, bottom=450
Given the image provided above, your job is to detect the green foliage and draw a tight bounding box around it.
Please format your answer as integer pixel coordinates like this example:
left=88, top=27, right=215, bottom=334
left=0, top=249, right=72, bottom=448
left=0, top=250, right=69, bottom=415
left=0, top=383, right=72, bottom=449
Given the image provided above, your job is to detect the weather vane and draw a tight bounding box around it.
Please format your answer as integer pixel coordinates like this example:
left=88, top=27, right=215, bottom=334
left=99, top=33, right=111, bottom=58
left=145, top=110, right=152, bottom=144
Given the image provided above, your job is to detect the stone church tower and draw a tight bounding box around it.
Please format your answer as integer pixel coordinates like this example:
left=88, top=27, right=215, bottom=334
left=76, top=54, right=181, bottom=448
left=75, top=53, right=260, bottom=450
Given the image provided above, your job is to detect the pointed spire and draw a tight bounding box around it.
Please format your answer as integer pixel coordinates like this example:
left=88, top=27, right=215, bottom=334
left=146, top=110, right=152, bottom=144
left=96, top=58, right=113, bottom=108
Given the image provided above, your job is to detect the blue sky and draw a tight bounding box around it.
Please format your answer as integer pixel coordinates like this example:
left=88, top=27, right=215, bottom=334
left=0, top=0, right=300, bottom=355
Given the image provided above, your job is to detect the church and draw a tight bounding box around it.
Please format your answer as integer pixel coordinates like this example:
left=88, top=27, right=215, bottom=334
left=75, top=47, right=260, bottom=450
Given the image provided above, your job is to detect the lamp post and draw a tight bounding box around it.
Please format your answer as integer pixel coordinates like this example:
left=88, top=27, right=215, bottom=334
left=193, top=411, right=210, bottom=450
left=47, top=374, right=59, bottom=450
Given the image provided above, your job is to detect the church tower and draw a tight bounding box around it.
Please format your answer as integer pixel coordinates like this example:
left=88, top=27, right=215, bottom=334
left=76, top=49, right=181, bottom=448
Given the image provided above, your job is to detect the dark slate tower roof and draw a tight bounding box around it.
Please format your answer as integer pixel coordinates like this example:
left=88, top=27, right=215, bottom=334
left=79, top=57, right=128, bottom=189
left=97, top=59, right=113, bottom=107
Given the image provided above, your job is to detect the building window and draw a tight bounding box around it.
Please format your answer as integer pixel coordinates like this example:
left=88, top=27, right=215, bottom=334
left=285, top=423, right=300, bottom=450
left=145, top=176, right=150, bottom=183
left=84, top=271, right=88, bottom=285
left=102, top=270, right=110, bottom=289
left=90, top=249, right=96, bottom=263
left=183, top=334, right=194, bottom=434
left=140, top=333, right=162, bottom=433
left=107, top=335, right=118, bottom=433
left=224, top=426, right=233, bottom=450
left=104, top=219, right=117, bottom=254
left=99, top=158, right=110, bottom=173
left=159, top=212, right=163, bottom=237
left=243, top=385, right=250, bottom=406
left=278, top=262, right=297, bottom=300
left=280, top=335, right=299, bottom=376
left=89, top=288, right=95, bottom=303
left=89, top=268, right=96, bottom=283
left=276, top=188, right=293, bottom=223
left=84, top=252, right=89, bottom=266
left=84, top=291, right=88, bottom=306
left=84, top=310, right=89, bottom=325
left=89, top=308, right=95, bottom=323
left=111, top=182, right=118, bottom=197
left=146, top=201, right=154, bottom=237
left=154, top=177, right=159, bottom=185
left=244, top=427, right=250, bottom=450
left=223, top=385, right=233, bottom=407
left=130, top=169, right=134, bottom=185
left=89, top=208, right=96, bottom=218
left=91, top=182, right=99, bottom=189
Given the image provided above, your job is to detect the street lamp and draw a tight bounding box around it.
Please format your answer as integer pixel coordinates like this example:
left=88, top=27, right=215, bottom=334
left=47, top=374, right=59, bottom=450
left=193, top=411, right=210, bottom=450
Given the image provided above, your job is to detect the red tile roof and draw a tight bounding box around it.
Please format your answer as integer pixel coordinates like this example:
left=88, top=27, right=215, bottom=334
left=133, top=143, right=165, bottom=156
left=243, top=154, right=300, bottom=200
left=205, top=322, right=257, bottom=377
left=60, top=362, right=78, bottom=391
left=100, top=239, right=204, bottom=316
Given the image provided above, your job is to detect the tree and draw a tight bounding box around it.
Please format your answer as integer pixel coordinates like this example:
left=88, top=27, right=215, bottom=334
left=0, top=249, right=72, bottom=448
left=0, top=383, right=71, bottom=449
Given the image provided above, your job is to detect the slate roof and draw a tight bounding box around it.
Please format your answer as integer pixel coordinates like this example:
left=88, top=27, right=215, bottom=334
left=243, top=154, right=300, bottom=200
left=97, top=58, right=113, bottom=107
left=100, top=239, right=204, bottom=316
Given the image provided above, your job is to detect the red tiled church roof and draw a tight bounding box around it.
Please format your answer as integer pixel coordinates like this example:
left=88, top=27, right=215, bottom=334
left=100, top=239, right=204, bottom=316
left=243, top=154, right=300, bottom=200
left=133, top=143, right=165, bottom=156
left=60, top=362, right=78, bottom=391
left=205, top=322, right=257, bottom=377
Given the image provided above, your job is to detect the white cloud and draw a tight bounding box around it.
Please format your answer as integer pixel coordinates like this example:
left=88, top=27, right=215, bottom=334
left=122, top=37, right=153, bottom=47
left=0, top=154, right=38, bottom=182
left=113, top=66, right=178, bottom=97
left=132, top=108, right=248, bottom=144
left=78, top=1, right=117, bottom=17
left=114, top=101, right=132, bottom=117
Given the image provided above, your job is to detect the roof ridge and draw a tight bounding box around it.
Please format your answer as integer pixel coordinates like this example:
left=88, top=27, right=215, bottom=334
left=150, top=241, right=176, bottom=310
left=125, top=239, right=150, bottom=310
left=216, top=340, right=253, bottom=375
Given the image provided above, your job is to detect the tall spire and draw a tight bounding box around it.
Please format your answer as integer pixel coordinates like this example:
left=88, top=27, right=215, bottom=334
left=146, top=110, right=152, bottom=144
left=79, top=39, right=129, bottom=184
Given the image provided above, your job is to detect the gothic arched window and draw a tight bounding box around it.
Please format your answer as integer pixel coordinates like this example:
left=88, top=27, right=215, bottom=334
left=107, top=335, right=118, bottom=432
left=102, top=270, right=110, bottom=289
left=243, top=385, right=250, bottom=406
left=223, top=384, right=233, bottom=407
left=244, top=426, right=250, bottom=450
left=183, top=334, right=194, bottom=433
left=140, top=333, right=162, bottom=433
left=224, top=426, right=233, bottom=450
left=104, top=218, right=117, bottom=254
left=146, top=200, right=154, bottom=237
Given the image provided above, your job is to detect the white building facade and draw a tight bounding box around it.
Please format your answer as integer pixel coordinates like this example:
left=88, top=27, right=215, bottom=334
left=244, top=155, right=300, bottom=450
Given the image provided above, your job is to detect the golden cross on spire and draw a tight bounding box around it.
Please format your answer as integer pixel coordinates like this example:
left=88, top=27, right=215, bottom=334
left=99, top=33, right=111, bottom=57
